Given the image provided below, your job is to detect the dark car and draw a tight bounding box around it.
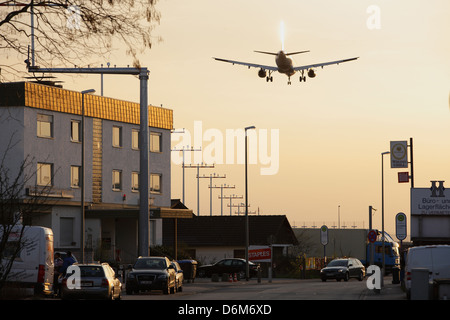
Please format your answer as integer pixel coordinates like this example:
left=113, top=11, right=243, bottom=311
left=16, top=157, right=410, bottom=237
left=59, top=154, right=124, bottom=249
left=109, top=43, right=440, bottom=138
left=197, top=258, right=260, bottom=279
left=320, top=258, right=365, bottom=282
left=126, top=256, right=176, bottom=295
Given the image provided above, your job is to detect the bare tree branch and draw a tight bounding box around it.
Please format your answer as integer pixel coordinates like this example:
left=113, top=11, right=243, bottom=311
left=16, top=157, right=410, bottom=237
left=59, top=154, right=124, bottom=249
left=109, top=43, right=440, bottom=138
left=0, top=0, right=161, bottom=79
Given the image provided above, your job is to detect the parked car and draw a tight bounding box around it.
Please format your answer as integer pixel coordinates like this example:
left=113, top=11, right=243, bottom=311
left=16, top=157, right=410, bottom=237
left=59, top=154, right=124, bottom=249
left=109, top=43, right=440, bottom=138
left=197, top=258, right=260, bottom=279
left=172, top=261, right=184, bottom=292
left=320, top=258, right=365, bottom=282
left=405, top=245, right=450, bottom=299
left=60, top=263, right=122, bottom=300
left=126, top=256, right=176, bottom=295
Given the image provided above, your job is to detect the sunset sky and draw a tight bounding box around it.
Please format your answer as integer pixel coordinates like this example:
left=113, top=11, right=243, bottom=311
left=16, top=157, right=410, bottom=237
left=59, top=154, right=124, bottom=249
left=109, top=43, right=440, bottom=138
left=7, top=0, right=450, bottom=236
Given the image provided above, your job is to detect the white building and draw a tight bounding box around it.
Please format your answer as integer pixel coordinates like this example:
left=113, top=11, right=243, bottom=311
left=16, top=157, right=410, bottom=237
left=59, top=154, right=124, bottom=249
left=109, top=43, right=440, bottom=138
left=0, top=81, right=191, bottom=264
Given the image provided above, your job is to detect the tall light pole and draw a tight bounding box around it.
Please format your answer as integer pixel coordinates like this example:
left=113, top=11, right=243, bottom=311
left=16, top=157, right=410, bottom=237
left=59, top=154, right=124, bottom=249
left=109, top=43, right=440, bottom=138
left=81, top=89, right=95, bottom=263
left=381, top=151, right=390, bottom=279
left=245, top=125, right=256, bottom=280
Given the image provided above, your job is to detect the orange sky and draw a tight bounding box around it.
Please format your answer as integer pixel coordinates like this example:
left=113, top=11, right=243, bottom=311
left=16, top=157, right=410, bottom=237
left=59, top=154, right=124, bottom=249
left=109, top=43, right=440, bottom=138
left=4, top=0, right=450, bottom=237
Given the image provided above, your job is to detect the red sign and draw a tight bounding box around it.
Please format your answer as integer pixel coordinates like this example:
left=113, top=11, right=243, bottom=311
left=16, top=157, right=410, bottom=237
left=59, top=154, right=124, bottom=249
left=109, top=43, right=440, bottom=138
left=248, top=246, right=271, bottom=262
left=398, top=172, right=409, bottom=183
left=368, top=230, right=377, bottom=243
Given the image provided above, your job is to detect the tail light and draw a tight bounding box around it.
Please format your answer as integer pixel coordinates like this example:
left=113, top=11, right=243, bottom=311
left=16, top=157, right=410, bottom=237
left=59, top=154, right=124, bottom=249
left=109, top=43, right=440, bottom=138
left=101, top=278, right=109, bottom=288
left=37, top=264, right=45, bottom=284
left=406, top=272, right=411, bottom=281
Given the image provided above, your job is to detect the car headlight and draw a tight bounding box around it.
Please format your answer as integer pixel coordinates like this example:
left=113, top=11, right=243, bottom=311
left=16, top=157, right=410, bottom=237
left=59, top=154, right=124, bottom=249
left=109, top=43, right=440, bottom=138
left=127, top=273, right=135, bottom=279
left=158, top=274, right=168, bottom=279
left=338, top=269, right=343, bottom=273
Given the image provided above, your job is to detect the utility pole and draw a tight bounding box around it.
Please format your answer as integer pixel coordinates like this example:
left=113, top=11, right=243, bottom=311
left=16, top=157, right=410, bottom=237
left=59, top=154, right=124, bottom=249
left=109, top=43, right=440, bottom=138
left=228, top=202, right=251, bottom=215
left=210, top=184, right=236, bottom=216
left=220, top=194, right=243, bottom=216
left=183, top=163, right=214, bottom=215
left=198, top=173, right=226, bottom=216
left=172, top=145, right=202, bottom=204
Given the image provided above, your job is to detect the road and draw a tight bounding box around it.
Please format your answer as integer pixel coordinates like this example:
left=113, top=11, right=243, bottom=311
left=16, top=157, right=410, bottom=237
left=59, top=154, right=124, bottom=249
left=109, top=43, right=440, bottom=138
left=121, top=277, right=398, bottom=300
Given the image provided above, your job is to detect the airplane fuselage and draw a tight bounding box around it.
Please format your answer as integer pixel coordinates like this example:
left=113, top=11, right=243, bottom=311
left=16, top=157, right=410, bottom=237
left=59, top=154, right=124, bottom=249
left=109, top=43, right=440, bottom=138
left=275, top=51, right=295, bottom=77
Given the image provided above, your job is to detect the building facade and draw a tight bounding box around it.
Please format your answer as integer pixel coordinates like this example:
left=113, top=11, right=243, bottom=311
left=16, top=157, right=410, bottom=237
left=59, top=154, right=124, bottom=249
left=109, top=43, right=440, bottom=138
left=0, top=81, right=188, bottom=264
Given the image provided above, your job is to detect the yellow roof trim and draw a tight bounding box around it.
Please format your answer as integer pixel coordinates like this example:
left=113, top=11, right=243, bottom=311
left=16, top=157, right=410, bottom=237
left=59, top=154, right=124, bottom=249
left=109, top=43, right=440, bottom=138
left=23, top=82, right=173, bottom=130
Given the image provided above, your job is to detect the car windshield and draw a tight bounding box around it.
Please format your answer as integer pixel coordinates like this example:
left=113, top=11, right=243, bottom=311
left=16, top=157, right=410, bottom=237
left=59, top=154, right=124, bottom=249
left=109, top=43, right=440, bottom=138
left=134, top=258, right=166, bottom=270
left=327, top=260, right=348, bottom=267
left=79, top=266, right=105, bottom=277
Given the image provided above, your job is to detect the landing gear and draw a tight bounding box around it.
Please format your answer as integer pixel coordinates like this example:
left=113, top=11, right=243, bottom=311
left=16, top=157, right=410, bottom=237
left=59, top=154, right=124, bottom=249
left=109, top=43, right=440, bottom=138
left=266, top=70, right=273, bottom=82
left=299, top=70, right=306, bottom=82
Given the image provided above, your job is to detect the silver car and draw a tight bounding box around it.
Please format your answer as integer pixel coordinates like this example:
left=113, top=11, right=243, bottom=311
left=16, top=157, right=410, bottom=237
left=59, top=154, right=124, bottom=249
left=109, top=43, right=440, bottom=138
left=61, top=263, right=122, bottom=300
left=172, top=261, right=184, bottom=292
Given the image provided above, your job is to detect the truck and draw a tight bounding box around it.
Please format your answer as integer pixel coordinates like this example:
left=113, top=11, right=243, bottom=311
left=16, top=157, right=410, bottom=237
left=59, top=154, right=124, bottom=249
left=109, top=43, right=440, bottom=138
left=360, top=231, right=400, bottom=273
left=298, top=228, right=400, bottom=273
left=0, top=225, right=54, bottom=295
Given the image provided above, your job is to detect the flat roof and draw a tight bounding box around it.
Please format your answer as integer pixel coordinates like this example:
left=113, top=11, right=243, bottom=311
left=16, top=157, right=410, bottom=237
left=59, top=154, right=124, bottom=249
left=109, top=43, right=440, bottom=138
left=0, top=82, right=173, bottom=130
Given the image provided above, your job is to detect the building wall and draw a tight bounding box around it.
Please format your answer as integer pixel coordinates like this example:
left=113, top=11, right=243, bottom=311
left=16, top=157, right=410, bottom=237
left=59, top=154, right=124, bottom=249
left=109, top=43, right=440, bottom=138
left=0, top=82, right=174, bottom=261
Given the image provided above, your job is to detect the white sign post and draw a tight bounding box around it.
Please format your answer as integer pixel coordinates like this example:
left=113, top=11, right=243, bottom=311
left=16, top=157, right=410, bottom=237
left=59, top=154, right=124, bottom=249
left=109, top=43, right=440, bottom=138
left=390, top=141, right=408, bottom=168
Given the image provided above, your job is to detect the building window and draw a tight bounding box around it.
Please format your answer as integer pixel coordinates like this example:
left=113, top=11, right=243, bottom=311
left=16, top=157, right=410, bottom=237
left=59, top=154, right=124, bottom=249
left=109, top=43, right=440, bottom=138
left=71, top=120, right=81, bottom=142
left=60, top=217, right=75, bottom=247
left=37, top=114, right=53, bottom=138
left=71, top=166, right=80, bottom=188
left=112, top=126, right=122, bottom=147
left=150, top=132, right=162, bottom=153
left=150, top=173, right=161, bottom=193
left=112, top=170, right=122, bottom=191
left=37, top=163, right=52, bottom=186
left=132, top=172, right=139, bottom=192
left=132, top=129, right=139, bottom=150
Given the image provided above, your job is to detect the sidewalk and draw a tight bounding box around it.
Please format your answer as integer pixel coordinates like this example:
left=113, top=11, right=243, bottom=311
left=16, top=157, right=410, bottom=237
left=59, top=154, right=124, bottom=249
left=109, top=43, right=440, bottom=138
left=360, top=277, right=406, bottom=300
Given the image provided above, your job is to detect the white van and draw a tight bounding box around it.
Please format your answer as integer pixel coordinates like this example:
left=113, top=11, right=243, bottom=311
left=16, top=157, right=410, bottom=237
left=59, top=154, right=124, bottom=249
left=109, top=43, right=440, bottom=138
left=405, top=245, right=450, bottom=299
left=1, top=225, right=54, bottom=295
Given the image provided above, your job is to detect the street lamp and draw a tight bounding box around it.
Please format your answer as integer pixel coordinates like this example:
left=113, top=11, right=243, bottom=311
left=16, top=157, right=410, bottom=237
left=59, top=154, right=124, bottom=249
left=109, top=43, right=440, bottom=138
left=81, top=89, right=95, bottom=263
left=245, top=125, right=255, bottom=280
left=381, top=151, right=390, bottom=280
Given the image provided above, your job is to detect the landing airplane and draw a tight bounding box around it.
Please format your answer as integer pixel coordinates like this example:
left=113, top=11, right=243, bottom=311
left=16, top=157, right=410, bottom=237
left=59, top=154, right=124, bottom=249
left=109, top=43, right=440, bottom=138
left=213, top=50, right=359, bottom=85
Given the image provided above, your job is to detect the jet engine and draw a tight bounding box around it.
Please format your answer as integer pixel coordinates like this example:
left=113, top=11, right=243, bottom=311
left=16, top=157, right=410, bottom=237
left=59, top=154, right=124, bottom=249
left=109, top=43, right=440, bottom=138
left=308, top=69, right=316, bottom=78
left=258, top=69, right=267, bottom=78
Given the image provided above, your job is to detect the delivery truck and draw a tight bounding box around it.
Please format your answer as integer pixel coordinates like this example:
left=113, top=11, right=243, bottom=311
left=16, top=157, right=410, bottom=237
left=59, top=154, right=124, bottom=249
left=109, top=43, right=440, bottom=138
left=1, top=225, right=54, bottom=295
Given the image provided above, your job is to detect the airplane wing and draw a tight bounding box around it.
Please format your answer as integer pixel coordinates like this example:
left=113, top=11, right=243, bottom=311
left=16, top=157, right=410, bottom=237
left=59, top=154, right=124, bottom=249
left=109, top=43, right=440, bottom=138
left=293, top=57, right=359, bottom=71
left=213, top=57, right=278, bottom=71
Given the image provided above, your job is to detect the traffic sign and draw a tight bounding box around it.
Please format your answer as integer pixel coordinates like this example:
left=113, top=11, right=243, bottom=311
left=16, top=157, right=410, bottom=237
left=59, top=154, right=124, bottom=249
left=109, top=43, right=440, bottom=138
left=368, top=229, right=377, bottom=243
left=390, top=141, right=408, bottom=168
left=395, top=212, right=407, bottom=241
left=398, top=172, right=409, bottom=183
left=320, top=225, right=328, bottom=246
